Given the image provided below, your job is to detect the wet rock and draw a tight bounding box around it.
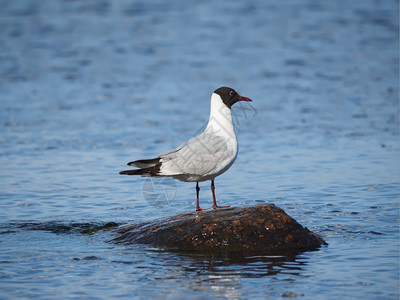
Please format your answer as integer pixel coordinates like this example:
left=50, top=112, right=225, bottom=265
left=113, top=204, right=327, bottom=253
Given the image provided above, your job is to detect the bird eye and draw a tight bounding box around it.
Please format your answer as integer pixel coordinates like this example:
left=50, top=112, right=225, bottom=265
left=229, top=90, right=235, bottom=96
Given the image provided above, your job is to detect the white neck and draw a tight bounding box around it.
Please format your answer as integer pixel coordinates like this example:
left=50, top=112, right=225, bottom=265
left=205, top=93, right=236, bottom=139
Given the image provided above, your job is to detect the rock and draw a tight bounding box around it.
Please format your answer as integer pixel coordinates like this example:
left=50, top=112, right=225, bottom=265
left=113, top=203, right=327, bottom=254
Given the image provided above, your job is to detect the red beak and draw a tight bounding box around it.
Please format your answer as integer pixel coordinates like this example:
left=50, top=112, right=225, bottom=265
left=238, top=96, right=252, bottom=102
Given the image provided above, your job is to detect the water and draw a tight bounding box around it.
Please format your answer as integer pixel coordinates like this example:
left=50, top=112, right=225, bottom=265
left=0, top=0, right=398, bottom=299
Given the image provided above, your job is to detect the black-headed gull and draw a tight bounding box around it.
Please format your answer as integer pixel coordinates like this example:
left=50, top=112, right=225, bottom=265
left=120, top=86, right=252, bottom=211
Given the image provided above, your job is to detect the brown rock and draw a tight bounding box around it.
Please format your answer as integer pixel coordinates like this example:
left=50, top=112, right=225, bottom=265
left=113, top=203, right=327, bottom=254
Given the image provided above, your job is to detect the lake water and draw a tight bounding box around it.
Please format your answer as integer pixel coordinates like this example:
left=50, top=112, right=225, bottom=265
left=0, top=0, right=398, bottom=299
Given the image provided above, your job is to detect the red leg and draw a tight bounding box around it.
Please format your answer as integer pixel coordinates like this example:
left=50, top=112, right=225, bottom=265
left=211, top=179, right=230, bottom=209
left=196, top=182, right=207, bottom=211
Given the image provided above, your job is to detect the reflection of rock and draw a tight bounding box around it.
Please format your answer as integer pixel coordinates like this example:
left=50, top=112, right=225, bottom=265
left=113, top=204, right=327, bottom=253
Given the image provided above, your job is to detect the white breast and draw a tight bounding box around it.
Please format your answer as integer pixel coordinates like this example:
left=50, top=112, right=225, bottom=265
left=158, top=93, right=238, bottom=182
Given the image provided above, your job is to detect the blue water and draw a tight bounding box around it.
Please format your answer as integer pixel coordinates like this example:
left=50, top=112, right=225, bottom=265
left=0, top=0, right=398, bottom=299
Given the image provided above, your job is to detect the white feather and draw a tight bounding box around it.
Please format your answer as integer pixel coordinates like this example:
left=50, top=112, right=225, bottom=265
left=158, top=92, right=238, bottom=182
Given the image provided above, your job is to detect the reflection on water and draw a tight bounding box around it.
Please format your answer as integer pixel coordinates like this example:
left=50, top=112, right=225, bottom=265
left=179, top=252, right=306, bottom=278
left=109, top=245, right=313, bottom=299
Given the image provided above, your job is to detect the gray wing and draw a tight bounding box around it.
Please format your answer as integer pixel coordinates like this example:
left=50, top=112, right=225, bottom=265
left=159, top=133, right=234, bottom=176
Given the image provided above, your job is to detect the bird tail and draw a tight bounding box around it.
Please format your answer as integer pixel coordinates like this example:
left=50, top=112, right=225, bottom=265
left=119, top=162, right=162, bottom=176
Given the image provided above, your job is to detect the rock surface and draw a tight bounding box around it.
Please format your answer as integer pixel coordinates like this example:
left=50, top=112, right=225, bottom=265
left=113, top=204, right=327, bottom=253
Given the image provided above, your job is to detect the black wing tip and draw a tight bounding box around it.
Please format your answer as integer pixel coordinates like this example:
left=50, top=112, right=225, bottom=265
left=130, top=158, right=160, bottom=165
left=119, top=170, right=142, bottom=175
left=119, top=170, right=134, bottom=175
left=119, top=162, right=162, bottom=176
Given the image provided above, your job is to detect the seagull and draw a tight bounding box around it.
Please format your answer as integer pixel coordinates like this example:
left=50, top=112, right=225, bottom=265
left=119, top=86, right=253, bottom=211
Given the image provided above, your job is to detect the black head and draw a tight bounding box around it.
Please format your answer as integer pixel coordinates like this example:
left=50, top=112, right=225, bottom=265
left=214, top=86, right=252, bottom=108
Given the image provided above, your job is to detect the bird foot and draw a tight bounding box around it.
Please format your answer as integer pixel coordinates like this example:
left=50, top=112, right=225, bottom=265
left=212, top=205, right=230, bottom=210
left=196, top=207, right=208, bottom=212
